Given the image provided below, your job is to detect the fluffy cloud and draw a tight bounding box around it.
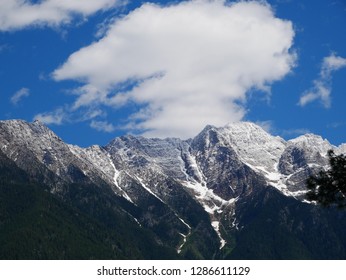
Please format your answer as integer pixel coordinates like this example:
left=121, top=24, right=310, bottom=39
left=53, top=0, right=295, bottom=138
left=10, top=87, right=30, bottom=105
left=322, top=54, right=346, bottom=77
left=0, top=0, right=119, bottom=31
left=299, top=54, right=346, bottom=108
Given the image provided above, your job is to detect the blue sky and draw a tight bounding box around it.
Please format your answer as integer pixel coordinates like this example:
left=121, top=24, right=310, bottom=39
left=0, top=0, right=345, bottom=147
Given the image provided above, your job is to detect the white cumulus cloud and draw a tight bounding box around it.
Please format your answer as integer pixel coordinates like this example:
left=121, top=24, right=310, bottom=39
left=53, top=0, right=296, bottom=138
left=299, top=54, right=346, bottom=108
left=0, top=0, right=120, bottom=31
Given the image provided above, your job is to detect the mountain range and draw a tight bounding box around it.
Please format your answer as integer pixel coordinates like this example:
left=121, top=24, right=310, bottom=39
left=1, top=119, right=346, bottom=259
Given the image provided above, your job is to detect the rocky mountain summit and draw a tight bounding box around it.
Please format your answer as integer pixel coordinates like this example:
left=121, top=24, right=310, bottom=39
left=1, top=119, right=346, bottom=259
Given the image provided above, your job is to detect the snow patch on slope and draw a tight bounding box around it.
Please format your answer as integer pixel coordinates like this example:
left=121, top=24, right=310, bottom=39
left=181, top=154, right=237, bottom=248
left=68, top=144, right=134, bottom=203
left=176, top=216, right=191, bottom=254
left=211, top=221, right=226, bottom=249
left=135, top=175, right=165, bottom=203
left=182, top=153, right=232, bottom=215
left=108, top=156, right=133, bottom=203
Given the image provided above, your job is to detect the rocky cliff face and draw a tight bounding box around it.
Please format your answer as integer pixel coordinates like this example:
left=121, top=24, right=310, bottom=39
left=1, top=119, right=345, bottom=259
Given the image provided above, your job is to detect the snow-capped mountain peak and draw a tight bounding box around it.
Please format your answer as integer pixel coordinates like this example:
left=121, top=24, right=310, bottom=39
left=2, top=119, right=346, bottom=259
left=289, top=133, right=334, bottom=156
left=215, top=122, right=286, bottom=173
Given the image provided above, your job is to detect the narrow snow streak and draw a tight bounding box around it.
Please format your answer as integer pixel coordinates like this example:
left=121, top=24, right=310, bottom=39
left=211, top=221, right=226, bottom=249
left=109, top=156, right=120, bottom=188
left=108, top=155, right=133, bottom=203
left=131, top=215, right=141, bottom=227
left=180, top=153, right=235, bottom=249
left=177, top=233, right=187, bottom=254
left=135, top=176, right=165, bottom=203
left=176, top=216, right=192, bottom=254
left=177, top=216, right=191, bottom=230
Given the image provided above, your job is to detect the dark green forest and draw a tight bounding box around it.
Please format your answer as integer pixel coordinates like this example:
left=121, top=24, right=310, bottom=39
left=0, top=150, right=177, bottom=259
left=1, top=149, right=346, bottom=260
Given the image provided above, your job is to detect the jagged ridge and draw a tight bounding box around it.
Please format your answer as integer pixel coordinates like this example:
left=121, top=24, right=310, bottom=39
left=1, top=119, right=345, bottom=259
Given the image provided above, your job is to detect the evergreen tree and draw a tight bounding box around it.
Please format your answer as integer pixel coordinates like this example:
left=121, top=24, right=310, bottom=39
left=306, top=150, right=346, bottom=208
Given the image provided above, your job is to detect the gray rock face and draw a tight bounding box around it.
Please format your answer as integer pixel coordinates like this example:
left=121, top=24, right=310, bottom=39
left=279, top=146, right=307, bottom=175
left=190, top=125, right=267, bottom=200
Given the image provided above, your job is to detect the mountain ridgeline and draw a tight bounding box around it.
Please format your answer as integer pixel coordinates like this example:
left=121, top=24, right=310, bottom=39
left=0, top=120, right=346, bottom=259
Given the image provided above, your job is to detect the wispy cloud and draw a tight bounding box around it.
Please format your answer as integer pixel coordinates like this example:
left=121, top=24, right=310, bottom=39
left=33, top=106, right=106, bottom=126
left=253, top=121, right=311, bottom=139
left=10, top=87, right=30, bottom=105
left=282, top=128, right=311, bottom=137
left=298, top=54, right=346, bottom=108
left=327, top=121, right=346, bottom=129
left=0, top=0, right=120, bottom=31
left=90, top=120, right=115, bottom=133
left=0, top=44, right=10, bottom=52
left=52, top=0, right=295, bottom=138
left=255, top=120, right=275, bottom=134
left=33, top=107, right=65, bottom=125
